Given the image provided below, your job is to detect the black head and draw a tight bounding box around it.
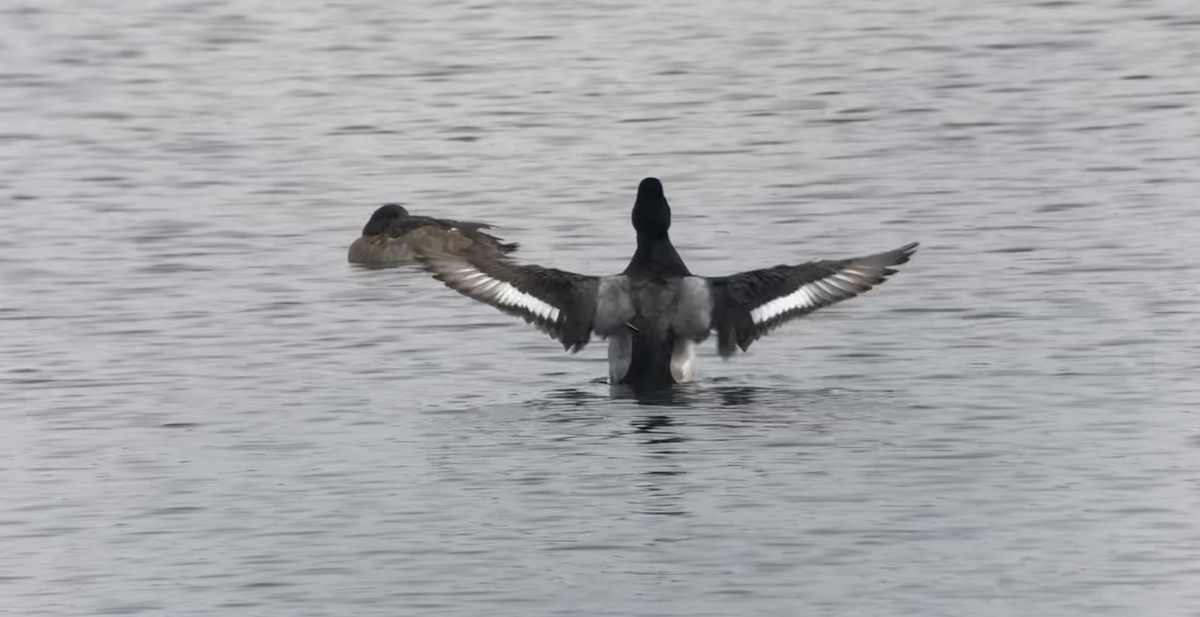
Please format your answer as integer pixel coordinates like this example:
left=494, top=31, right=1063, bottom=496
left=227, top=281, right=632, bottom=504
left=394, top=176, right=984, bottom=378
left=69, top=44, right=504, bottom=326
left=362, top=203, right=409, bottom=236
left=631, top=177, right=670, bottom=237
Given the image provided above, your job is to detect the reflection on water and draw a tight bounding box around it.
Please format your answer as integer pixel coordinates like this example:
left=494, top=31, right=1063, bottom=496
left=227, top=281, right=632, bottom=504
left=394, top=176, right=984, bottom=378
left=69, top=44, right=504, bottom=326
left=630, top=413, right=677, bottom=440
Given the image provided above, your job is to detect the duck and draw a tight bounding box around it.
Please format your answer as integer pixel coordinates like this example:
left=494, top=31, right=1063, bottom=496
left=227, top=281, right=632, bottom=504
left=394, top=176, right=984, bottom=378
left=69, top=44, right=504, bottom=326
left=413, top=178, right=918, bottom=388
left=347, top=204, right=519, bottom=265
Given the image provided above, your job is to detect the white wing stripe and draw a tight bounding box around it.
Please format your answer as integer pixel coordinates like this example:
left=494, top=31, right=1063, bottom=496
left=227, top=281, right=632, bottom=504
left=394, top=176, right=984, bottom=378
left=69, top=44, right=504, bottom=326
left=814, top=279, right=840, bottom=299
left=476, top=279, right=502, bottom=295
left=447, top=262, right=562, bottom=323
left=503, top=281, right=560, bottom=322
left=829, top=274, right=858, bottom=291
left=496, top=286, right=517, bottom=307
left=750, top=271, right=869, bottom=325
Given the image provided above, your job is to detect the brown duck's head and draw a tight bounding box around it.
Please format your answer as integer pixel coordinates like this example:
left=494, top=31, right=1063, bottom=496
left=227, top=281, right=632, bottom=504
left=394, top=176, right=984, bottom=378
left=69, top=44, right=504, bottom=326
left=361, top=204, right=409, bottom=236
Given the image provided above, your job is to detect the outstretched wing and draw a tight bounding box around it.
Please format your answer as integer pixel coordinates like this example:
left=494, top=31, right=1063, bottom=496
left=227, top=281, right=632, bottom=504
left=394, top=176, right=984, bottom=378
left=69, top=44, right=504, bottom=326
left=708, top=242, right=918, bottom=357
left=413, top=246, right=601, bottom=352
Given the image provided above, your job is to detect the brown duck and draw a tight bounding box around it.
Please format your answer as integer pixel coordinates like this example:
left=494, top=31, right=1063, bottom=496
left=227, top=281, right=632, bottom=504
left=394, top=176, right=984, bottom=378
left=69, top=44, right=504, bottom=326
left=348, top=204, right=519, bottom=265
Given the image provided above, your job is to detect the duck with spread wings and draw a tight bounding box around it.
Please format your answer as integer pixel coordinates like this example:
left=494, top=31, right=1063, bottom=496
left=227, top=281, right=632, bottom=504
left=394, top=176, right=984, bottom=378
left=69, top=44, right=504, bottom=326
left=414, top=178, right=918, bottom=388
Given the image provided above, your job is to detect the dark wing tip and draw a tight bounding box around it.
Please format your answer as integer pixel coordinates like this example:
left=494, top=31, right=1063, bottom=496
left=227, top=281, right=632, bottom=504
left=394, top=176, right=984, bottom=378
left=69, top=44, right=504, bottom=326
left=852, top=242, right=920, bottom=269
left=897, top=242, right=919, bottom=261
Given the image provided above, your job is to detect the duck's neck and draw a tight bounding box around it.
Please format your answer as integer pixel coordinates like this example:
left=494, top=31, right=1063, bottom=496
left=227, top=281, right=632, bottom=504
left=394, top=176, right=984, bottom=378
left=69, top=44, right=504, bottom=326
left=625, top=231, right=691, bottom=277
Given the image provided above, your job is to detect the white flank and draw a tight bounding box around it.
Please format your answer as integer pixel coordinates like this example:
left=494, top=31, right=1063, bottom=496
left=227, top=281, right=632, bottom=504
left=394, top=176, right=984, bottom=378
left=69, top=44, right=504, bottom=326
left=607, top=335, right=632, bottom=384
left=670, top=339, right=699, bottom=383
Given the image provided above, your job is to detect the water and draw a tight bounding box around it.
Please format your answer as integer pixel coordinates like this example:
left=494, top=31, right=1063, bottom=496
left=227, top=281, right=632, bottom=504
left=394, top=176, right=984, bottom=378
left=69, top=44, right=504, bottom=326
left=3, top=0, right=1199, bottom=614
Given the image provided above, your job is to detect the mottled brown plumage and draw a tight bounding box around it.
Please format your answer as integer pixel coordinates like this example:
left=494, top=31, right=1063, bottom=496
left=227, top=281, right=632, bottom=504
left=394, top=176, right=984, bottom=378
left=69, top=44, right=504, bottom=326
left=347, top=204, right=518, bottom=265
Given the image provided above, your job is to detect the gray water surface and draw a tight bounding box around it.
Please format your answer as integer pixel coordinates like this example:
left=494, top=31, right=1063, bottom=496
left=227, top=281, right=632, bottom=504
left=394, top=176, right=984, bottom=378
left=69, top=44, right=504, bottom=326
left=3, top=0, right=1200, bottom=615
